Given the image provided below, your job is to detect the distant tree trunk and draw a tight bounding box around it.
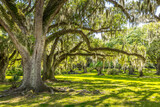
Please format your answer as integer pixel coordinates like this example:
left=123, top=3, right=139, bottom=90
left=97, top=67, right=103, bottom=75
left=123, top=66, right=127, bottom=74
left=0, top=55, right=8, bottom=82
left=103, top=60, right=105, bottom=71
left=128, top=66, right=135, bottom=75
left=156, top=58, right=160, bottom=75
left=83, top=63, right=87, bottom=73
left=139, top=68, right=143, bottom=77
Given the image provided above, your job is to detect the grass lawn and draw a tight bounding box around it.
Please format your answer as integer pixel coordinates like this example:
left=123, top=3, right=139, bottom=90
left=1, top=73, right=160, bottom=107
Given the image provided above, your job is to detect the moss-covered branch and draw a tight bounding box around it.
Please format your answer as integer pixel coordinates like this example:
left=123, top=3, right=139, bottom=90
left=1, top=0, right=28, bottom=34
left=0, top=17, right=29, bottom=59
left=46, top=29, right=145, bottom=61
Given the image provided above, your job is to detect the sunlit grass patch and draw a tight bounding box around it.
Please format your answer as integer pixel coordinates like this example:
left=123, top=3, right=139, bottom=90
left=1, top=73, right=160, bottom=107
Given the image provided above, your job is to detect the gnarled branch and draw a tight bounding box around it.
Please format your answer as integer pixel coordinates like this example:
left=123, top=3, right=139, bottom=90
left=46, top=29, right=145, bottom=61
left=43, top=0, right=68, bottom=33
left=107, top=0, right=134, bottom=21
left=1, top=0, right=28, bottom=34
left=0, top=18, right=29, bottom=59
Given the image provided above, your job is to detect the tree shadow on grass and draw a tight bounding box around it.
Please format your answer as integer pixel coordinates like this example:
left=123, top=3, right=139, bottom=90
left=1, top=74, right=160, bottom=107
left=0, top=92, right=73, bottom=107
left=58, top=89, right=160, bottom=107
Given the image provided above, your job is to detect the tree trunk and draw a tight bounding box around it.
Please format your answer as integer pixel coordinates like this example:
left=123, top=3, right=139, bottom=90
left=103, top=61, right=105, bottom=71
left=156, top=58, right=160, bottom=75
left=0, top=56, right=8, bottom=82
left=83, top=64, right=87, bottom=73
left=97, top=67, right=104, bottom=75
left=19, top=56, right=50, bottom=92
left=128, top=66, right=134, bottom=75
left=49, top=65, right=58, bottom=81
left=42, top=55, right=52, bottom=81
left=139, top=68, right=143, bottom=77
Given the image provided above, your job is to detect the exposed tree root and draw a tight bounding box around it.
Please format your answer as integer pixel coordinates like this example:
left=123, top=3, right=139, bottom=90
left=45, top=79, right=88, bottom=84
left=0, top=85, right=68, bottom=98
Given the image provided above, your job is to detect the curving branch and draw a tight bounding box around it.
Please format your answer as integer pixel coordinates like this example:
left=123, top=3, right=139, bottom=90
left=0, top=18, right=29, bottom=58
left=0, top=4, right=15, bottom=29
left=45, top=29, right=76, bottom=45
left=49, top=37, right=60, bottom=57
left=43, top=0, right=68, bottom=33
left=25, top=2, right=36, bottom=15
left=46, top=29, right=145, bottom=61
left=54, top=51, right=113, bottom=69
left=107, top=0, right=134, bottom=21
left=53, top=41, right=83, bottom=67
left=78, top=30, right=146, bottom=61
left=47, top=21, right=114, bottom=33
left=53, top=41, right=83, bottom=59
left=23, top=0, right=31, bottom=13
left=1, top=0, right=28, bottom=34
left=69, top=41, right=83, bottom=53
left=65, top=53, right=112, bottom=57
left=9, top=50, right=17, bottom=60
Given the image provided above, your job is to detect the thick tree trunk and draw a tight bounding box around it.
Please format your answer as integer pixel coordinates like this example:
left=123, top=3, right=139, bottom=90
left=156, top=58, right=160, bottom=75
left=19, top=56, right=50, bottom=92
left=0, top=57, right=8, bottom=82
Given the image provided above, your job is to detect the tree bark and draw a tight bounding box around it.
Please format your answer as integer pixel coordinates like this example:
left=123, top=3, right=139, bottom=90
left=128, top=66, right=135, bottom=75
left=139, top=68, right=143, bottom=77
left=0, top=56, right=8, bottom=82
left=156, top=58, right=160, bottom=75
left=19, top=56, right=50, bottom=92
left=83, top=65, right=87, bottom=73
left=97, top=67, right=103, bottom=75
left=17, top=0, right=50, bottom=92
left=42, top=54, right=52, bottom=81
left=49, top=65, right=58, bottom=81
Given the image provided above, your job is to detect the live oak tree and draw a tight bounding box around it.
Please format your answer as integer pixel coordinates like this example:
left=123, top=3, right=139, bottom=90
left=43, top=34, right=84, bottom=81
left=0, top=0, right=155, bottom=93
left=0, top=0, right=68, bottom=92
left=42, top=0, right=147, bottom=80
left=42, top=33, right=110, bottom=81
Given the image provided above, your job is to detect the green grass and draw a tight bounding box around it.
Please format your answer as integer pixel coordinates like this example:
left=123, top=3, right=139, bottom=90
left=1, top=73, right=160, bottom=107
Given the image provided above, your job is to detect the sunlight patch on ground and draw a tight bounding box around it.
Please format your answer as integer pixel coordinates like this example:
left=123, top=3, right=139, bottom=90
left=1, top=73, right=160, bottom=107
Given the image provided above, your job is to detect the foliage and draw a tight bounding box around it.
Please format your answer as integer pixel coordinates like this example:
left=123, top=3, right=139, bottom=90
left=6, top=67, right=23, bottom=76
